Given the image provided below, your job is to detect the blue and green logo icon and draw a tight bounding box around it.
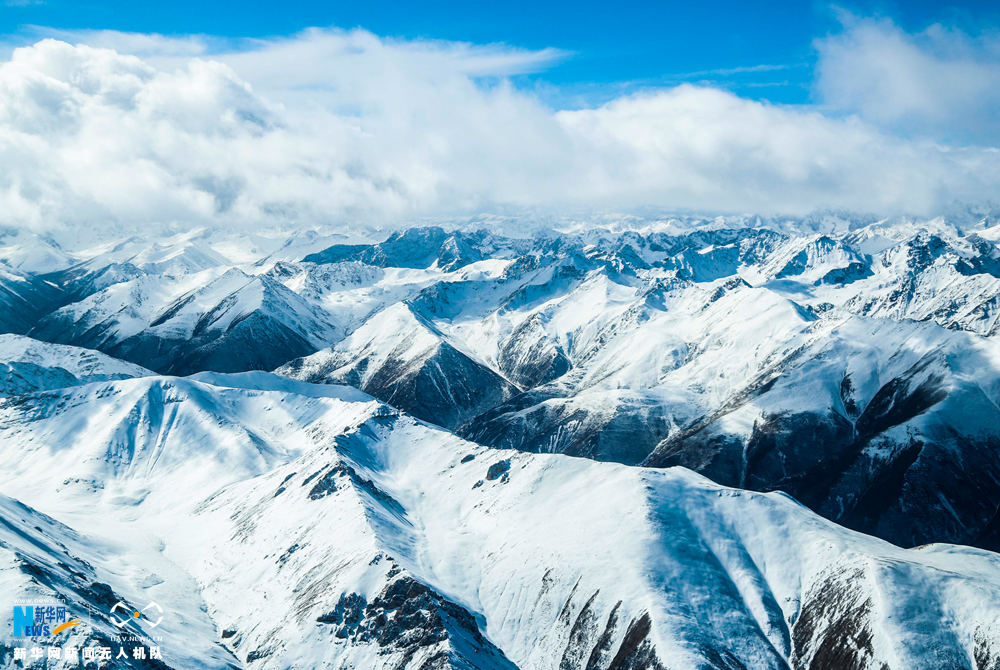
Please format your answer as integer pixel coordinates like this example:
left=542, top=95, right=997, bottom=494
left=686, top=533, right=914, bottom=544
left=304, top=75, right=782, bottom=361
left=12, top=604, right=83, bottom=637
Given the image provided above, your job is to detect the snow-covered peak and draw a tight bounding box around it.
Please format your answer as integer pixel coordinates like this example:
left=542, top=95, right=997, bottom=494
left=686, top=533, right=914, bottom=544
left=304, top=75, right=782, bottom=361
left=1, top=372, right=999, bottom=669
left=0, top=334, right=152, bottom=395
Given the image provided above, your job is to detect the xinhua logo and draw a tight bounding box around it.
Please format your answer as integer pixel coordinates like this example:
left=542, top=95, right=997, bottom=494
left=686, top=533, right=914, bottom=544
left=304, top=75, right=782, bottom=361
left=12, top=604, right=83, bottom=637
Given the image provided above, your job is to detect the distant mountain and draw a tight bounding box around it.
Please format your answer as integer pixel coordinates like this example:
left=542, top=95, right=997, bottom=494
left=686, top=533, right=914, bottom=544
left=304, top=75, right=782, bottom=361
left=0, top=263, right=66, bottom=333
left=2, top=217, right=1000, bottom=666
left=277, top=302, right=518, bottom=429
left=302, top=226, right=526, bottom=271
left=30, top=269, right=341, bottom=375
left=0, top=333, right=151, bottom=395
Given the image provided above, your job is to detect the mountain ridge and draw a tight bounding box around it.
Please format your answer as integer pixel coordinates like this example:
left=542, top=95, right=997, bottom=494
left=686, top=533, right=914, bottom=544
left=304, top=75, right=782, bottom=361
left=1, top=370, right=1000, bottom=668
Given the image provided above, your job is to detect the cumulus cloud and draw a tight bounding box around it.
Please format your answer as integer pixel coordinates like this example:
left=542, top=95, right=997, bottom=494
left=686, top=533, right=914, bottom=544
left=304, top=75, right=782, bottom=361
left=0, top=27, right=996, bottom=236
left=815, top=16, right=1000, bottom=144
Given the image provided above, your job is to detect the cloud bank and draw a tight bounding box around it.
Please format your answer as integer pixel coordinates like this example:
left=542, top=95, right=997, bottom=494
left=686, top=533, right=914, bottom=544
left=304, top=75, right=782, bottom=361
left=815, top=15, right=1000, bottom=144
left=0, top=22, right=997, bottom=236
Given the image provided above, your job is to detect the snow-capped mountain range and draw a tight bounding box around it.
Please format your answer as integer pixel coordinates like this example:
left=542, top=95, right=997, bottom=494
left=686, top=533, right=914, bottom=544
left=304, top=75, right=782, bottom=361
left=2, top=216, right=1000, bottom=668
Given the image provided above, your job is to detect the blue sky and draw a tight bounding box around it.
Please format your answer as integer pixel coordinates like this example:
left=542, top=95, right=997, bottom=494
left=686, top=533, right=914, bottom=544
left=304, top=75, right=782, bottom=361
left=3, top=0, right=998, bottom=105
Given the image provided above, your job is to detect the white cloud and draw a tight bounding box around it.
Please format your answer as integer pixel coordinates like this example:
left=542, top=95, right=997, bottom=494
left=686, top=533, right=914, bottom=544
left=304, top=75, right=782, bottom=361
left=815, top=16, right=1000, bottom=144
left=0, top=28, right=996, bottom=237
left=555, top=88, right=998, bottom=214
left=32, top=28, right=209, bottom=58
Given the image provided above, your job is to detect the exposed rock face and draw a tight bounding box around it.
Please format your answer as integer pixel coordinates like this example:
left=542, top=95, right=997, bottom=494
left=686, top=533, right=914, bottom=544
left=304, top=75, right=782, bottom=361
left=462, top=389, right=675, bottom=465
left=277, top=303, right=518, bottom=430
left=6, top=222, right=1000, bottom=667
left=0, top=366, right=999, bottom=668
left=643, top=343, right=1000, bottom=550
left=30, top=271, right=341, bottom=375
left=317, top=577, right=517, bottom=669
left=9, top=222, right=1000, bottom=551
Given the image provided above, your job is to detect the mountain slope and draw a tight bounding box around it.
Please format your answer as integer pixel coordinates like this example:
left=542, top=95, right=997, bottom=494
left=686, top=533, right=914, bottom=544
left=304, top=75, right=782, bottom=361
left=0, top=373, right=999, bottom=668
left=9, top=220, right=1000, bottom=554
left=643, top=316, right=1000, bottom=550
left=0, top=334, right=151, bottom=395
left=31, top=269, right=341, bottom=375
left=277, top=302, right=518, bottom=429
left=0, top=490, right=241, bottom=669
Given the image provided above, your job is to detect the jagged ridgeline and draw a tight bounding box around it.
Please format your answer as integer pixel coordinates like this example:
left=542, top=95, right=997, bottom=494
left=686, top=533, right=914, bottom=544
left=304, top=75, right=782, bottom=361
left=1, top=218, right=1000, bottom=668
left=1, top=373, right=1000, bottom=669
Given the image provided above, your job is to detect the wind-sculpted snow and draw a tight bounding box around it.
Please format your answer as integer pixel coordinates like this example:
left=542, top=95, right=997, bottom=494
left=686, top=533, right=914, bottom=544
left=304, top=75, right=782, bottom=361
left=1, top=373, right=1000, bottom=668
